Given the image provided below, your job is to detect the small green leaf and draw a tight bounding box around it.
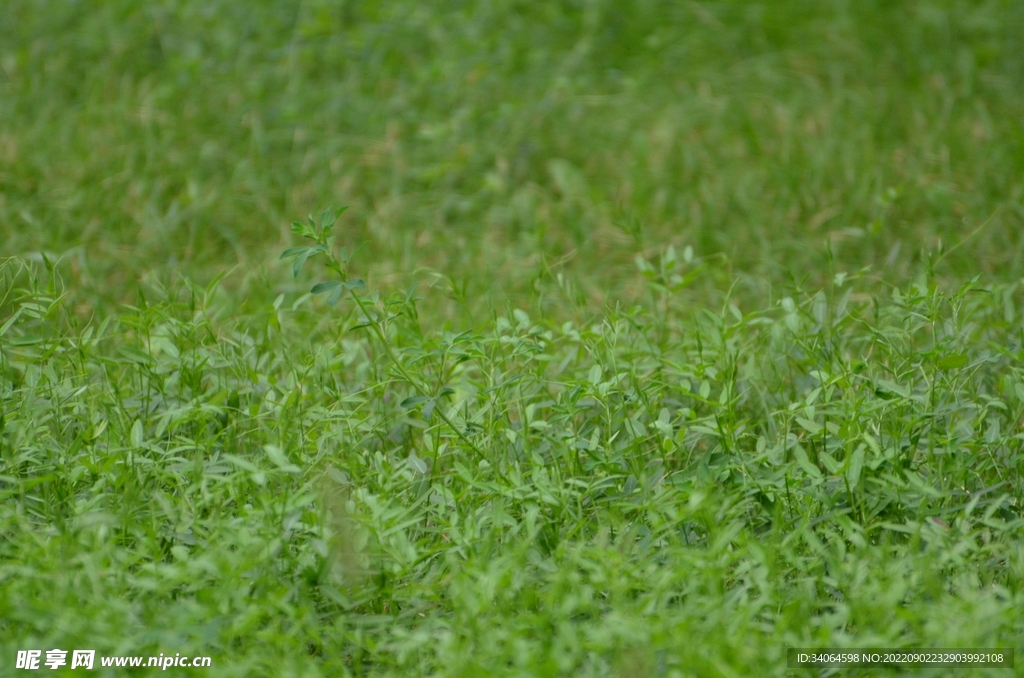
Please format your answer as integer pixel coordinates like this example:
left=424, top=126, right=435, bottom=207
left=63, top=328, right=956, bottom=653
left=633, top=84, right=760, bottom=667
left=264, top=444, right=301, bottom=474
left=280, top=246, right=307, bottom=260
left=796, top=417, right=823, bottom=435
left=846, top=443, right=865, bottom=487
left=400, top=396, right=430, bottom=409
left=293, top=249, right=313, bottom=279
left=0, top=307, right=24, bottom=337
left=321, top=208, right=336, bottom=230
left=819, top=450, right=841, bottom=474
left=311, top=280, right=342, bottom=294
left=344, top=279, right=367, bottom=290
left=937, top=353, right=968, bottom=370
left=407, top=453, right=428, bottom=475
left=874, top=379, right=909, bottom=399
left=130, top=419, right=144, bottom=448
left=327, top=285, right=345, bottom=306
left=699, top=380, right=711, bottom=399
left=793, top=445, right=822, bottom=480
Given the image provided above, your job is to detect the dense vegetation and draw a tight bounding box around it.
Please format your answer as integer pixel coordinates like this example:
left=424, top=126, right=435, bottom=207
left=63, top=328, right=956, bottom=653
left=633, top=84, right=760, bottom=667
left=2, top=1, right=1023, bottom=675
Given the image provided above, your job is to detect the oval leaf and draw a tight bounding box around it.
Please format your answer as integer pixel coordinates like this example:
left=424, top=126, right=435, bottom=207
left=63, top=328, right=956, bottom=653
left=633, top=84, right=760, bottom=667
left=311, top=280, right=342, bottom=295
left=937, top=353, right=968, bottom=370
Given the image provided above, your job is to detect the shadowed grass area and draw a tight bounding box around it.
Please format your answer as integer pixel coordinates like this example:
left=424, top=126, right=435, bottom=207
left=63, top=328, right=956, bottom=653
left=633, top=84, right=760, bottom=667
left=2, top=1, right=1024, bottom=676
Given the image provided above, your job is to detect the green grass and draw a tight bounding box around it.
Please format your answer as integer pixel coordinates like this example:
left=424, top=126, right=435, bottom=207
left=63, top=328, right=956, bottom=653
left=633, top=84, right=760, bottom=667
left=2, top=1, right=1024, bottom=676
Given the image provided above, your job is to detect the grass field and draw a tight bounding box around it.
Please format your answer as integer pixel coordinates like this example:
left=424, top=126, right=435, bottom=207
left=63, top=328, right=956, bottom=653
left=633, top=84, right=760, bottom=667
left=2, top=1, right=1024, bottom=675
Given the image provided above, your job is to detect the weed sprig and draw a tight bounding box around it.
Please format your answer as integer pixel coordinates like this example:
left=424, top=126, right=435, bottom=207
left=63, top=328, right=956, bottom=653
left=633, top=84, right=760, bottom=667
left=281, top=209, right=509, bottom=483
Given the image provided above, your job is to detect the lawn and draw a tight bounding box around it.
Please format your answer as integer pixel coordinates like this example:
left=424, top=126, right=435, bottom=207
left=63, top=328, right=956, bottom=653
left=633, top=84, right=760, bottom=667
left=2, top=1, right=1024, bottom=676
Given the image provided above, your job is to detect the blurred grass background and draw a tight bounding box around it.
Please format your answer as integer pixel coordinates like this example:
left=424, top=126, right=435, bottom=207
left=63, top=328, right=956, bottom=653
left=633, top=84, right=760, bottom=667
left=3, top=0, right=1023, bottom=314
